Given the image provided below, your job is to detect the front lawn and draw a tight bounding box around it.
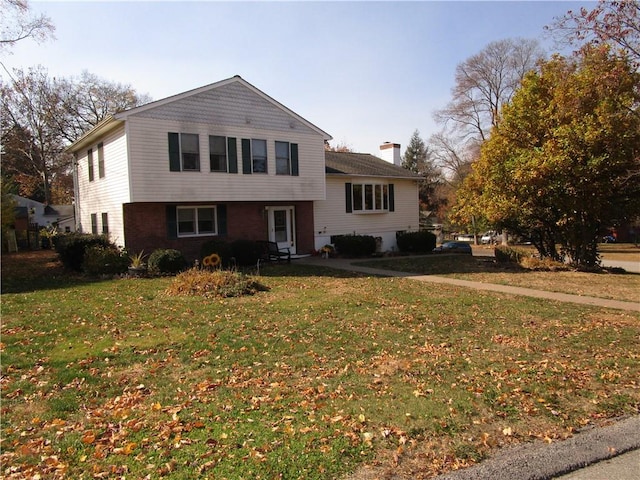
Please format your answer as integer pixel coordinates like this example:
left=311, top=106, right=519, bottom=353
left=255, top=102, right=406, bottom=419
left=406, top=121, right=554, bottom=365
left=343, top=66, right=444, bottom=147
left=1, top=251, right=639, bottom=479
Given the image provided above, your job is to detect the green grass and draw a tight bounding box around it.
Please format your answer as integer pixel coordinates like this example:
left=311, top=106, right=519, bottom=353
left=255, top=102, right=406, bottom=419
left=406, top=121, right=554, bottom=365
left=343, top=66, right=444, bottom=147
left=1, top=251, right=639, bottom=478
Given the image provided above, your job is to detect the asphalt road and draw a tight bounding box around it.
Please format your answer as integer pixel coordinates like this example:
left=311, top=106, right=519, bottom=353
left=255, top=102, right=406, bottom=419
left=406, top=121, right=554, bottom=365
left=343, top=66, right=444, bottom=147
left=433, top=416, right=640, bottom=480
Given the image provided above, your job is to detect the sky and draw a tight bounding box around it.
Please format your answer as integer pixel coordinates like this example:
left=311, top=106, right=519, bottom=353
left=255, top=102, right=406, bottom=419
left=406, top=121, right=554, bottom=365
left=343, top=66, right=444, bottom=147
left=4, top=0, right=596, bottom=155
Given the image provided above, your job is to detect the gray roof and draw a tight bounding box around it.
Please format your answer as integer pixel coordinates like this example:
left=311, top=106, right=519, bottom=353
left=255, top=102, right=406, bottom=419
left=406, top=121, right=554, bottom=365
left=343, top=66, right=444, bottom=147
left=324, top=151, right=421, bottom=179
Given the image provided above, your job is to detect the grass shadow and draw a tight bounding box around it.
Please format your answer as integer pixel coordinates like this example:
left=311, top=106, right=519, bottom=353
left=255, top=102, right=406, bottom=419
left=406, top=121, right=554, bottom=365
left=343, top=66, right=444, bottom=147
left=1, top=250, right=115, bottom=294
left=257, top=262, right=371, bottom=279
left=353, top=254, right=519, bottom=276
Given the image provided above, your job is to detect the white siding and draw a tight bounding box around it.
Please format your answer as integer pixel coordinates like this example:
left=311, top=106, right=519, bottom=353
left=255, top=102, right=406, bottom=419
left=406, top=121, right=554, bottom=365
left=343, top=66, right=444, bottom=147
left=313, top=176, right=419, bottom=252
left=75, top=126, right=130, bottom=246
left=135, top=81, right=319, bottom=136
left=125, top=116, right=326, bottom=203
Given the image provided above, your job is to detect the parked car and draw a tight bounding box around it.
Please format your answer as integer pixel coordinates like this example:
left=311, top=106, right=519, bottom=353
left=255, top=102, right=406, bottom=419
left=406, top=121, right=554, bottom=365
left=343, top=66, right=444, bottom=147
left=481, top=231, right=499, bottom=244
left=454, top=233, right=474, bottom=242
left=433, top=241, right=473, bottom=254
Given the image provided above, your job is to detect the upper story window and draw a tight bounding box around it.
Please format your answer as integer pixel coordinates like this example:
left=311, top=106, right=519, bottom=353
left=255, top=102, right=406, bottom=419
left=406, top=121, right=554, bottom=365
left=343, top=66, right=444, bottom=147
left=177, top=206, right=217, bottom=237
left=168, top=132, right=200, bottom=172
left=350, top=183, right=391, bottom=213
left=97, top=143, right=105, bottom=178
left=88, top=148, right=94, bottom=182
left=251, top=139, right=267, bottom=173
left=209, top=135, right=228, bottom=172
left=241, top=139, right=298, bottom=175
left=275, top=141, right=291, bottom=175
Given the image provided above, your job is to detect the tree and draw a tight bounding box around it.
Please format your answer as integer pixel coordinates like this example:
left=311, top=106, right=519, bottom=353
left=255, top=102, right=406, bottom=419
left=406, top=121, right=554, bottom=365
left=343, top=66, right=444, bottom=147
left=0, top=0, right=55, bottom=52
left=548, top=1, right=639, bottom=65
left=428, top=131, right=477, bottom=187
left=455, top=46, right=640, bottom=268
left=402, top=129, right=443, bottom=211
left=1, top=66, right=69, bottom=204
left=324, top=140, right=353, bottom=152
left=1, top=177, right=17, bottom=233
left=1, top=67, right=151, bottom=204
left=57, top=71, right=152, bottom=143
left=434, top=38, right=545, bottom=143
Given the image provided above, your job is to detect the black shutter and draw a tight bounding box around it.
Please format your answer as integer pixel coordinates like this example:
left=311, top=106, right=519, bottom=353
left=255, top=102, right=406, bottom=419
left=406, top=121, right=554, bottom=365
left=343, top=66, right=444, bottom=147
left=388, top=184, right=395, bottom=212
left=217, top=204, right=227, bottom=235
left=168, top=133, right=181, bottom=171
left=345, top=183, right=353, bottom=213
left=166, top=205, right=177, bottom=239
left=227, top=137, right=238, bottom=173
left=291, top=143, right=299, bottom=176
left=241, top=139, right=252, bottom=174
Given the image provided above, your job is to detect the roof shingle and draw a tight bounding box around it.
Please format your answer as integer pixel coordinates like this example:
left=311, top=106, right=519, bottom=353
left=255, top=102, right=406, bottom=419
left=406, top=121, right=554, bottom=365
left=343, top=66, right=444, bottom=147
left=324, top=151, right=421, bottom=179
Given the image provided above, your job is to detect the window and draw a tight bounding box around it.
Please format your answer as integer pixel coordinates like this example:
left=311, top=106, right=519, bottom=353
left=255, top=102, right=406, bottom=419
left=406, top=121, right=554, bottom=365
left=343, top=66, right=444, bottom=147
left=90, top=213, right=98, bottom=234
left=252, top=139, right=267, bottom=173
left=168, top=132, right=200, bottom=171
left=209, top=135, right=227, bottom=172
left=177, top=206, right=217, bottom=237
left=275, top=141, right=290, bottom=175
left=350, top=183, right=391, bottom=212
left=101, top=212, right=109, bottom=234
left=88, top=149, right=94, bottom=182
left=98, top=143, right=105, bottom=178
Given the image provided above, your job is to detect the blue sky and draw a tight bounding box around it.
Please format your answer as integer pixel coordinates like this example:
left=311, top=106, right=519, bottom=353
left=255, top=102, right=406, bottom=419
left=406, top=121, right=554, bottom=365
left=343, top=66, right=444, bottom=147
left=5, top=1, right=595, bottom=155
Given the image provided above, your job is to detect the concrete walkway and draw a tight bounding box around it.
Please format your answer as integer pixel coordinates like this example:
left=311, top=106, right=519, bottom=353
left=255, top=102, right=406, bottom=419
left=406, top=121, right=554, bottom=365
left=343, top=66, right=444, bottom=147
left=302, top=256, right=640, bottom=479
left=299, top=256, right=640, bottom=312
left=297, top=257, right=640, bottom=312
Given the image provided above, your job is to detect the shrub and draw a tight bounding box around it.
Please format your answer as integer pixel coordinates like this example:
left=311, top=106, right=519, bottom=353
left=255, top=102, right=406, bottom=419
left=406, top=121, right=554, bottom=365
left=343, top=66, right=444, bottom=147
left=165, top=268, right=268, bottom=298
left=55, top=233, right=112, bottom=271
left=396, top=231, right=437, bottom=253
left=82, top=245, right=129, bottom=275
left=200, top=239, right=233, bottom=268
left=332, top=234, right=376, bottom=257
left=494, top=245, right=530, bottom=264
left=148, top=248, right=186, bottom=275
left=231, top=239, right=261, bottom=266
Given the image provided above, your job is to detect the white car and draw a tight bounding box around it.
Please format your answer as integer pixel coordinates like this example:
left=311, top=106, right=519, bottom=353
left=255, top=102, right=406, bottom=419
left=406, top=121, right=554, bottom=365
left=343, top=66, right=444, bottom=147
left=481, top=231, right=499, bottom=244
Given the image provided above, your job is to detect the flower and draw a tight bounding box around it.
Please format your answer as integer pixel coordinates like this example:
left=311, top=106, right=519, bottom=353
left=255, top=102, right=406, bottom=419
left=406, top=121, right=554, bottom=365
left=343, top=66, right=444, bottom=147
left=203, top=253, right=221, bottom=268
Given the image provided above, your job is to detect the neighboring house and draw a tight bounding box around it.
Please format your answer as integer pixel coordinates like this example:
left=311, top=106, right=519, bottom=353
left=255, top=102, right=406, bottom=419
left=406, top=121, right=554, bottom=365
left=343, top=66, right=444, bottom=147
left=5, top=195, right=75, bottom=251
left=315, top=147, right=421, bottom=252
left=67, top=75, right=420, bottom=259
left=9, top=195, right=76, bottom=233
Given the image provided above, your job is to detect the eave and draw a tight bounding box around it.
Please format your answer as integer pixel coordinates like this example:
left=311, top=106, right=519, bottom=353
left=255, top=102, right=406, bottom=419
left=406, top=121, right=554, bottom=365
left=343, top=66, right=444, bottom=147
left=65, top=116, right=124, bottom=154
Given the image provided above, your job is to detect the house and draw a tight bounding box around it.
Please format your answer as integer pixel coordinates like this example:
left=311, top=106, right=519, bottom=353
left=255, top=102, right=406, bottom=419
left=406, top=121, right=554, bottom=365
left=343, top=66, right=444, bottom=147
left=315, top=147, right=421, bottom=252
left=9, top=195, right=76, bottom=233
left=67, top=76, right=420, bottom=259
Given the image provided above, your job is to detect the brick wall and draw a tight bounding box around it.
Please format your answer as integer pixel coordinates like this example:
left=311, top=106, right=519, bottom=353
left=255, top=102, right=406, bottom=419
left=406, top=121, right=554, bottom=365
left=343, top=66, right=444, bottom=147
left=123, top=201, right=314, bottom=261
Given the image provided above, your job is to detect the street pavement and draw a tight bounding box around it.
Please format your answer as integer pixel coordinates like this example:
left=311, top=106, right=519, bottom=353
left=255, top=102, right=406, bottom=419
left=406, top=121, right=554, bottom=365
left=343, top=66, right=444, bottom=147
left=297, top=255, right=640, bottom=479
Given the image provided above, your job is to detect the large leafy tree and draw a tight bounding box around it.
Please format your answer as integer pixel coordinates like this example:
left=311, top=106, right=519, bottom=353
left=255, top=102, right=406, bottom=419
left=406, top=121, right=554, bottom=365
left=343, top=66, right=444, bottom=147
left=455, top=46, right=640, bottom=268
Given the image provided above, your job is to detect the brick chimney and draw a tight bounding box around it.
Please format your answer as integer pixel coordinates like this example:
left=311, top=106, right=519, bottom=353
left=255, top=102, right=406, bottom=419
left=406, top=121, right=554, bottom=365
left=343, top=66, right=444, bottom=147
left=379, top=142, right=401, bottom=166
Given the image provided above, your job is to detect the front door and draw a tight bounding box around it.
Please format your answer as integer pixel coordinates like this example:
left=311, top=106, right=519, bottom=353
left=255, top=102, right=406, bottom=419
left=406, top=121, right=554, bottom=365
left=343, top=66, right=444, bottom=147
left=267, top=206, right=296, bottom=254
